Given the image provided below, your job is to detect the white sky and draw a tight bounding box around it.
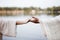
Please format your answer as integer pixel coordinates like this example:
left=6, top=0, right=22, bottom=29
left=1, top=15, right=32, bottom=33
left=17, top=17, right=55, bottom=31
left=0, top=0, right=60, bottom=8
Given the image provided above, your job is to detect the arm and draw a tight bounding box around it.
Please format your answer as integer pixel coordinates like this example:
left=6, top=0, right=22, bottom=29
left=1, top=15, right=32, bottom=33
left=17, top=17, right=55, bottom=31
left=16, top=20, right=30, bottom=25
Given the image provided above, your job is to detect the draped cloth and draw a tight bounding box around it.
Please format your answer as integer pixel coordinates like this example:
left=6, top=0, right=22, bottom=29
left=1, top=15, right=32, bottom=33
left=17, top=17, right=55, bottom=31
left=0, top=20, right=16, bottom=37
left=40, top=15, right=60, bottom=40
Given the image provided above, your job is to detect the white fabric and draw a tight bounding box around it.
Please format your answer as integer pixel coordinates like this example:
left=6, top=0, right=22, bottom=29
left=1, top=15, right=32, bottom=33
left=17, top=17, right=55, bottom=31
left=40, top=15, right=60, bottom=40
left=0, top=20, right=16, bottom=37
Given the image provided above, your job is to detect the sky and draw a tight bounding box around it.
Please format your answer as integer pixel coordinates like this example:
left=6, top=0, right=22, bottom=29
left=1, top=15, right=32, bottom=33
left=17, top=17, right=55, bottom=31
left=0, top=0, right=60, bottom=8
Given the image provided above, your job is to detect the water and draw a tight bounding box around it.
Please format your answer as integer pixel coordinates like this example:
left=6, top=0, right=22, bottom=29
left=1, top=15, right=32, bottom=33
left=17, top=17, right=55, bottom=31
left=1, top=15, right=53, bottom=40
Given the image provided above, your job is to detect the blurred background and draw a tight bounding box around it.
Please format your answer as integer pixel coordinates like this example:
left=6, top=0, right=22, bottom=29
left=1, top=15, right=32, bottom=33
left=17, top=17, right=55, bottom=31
left=0, top=0, right=60, bottom=16
left=0, top=0, right=60, bottom=40
left=0, top=6, right=60, bottom=16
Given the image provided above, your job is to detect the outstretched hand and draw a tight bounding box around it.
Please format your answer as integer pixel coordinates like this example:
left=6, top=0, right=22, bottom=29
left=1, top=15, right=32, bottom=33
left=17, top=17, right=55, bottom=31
left=16, top=17, right=40, bottom=25
left=29, top=17, right=40, bottom=24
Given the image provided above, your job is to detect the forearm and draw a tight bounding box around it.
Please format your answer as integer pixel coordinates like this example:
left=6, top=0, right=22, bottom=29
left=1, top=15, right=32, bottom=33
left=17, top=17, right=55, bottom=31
left=16, top=21, right=28, bottom=25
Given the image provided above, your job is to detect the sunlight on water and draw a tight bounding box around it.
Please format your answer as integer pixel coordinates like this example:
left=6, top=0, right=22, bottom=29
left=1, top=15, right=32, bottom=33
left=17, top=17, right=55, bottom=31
left=2, top=15, right=53, bottom=40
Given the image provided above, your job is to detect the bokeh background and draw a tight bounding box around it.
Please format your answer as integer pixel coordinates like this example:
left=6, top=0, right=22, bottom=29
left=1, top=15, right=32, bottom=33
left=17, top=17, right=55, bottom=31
left=0, top=0, right=60, bottom=40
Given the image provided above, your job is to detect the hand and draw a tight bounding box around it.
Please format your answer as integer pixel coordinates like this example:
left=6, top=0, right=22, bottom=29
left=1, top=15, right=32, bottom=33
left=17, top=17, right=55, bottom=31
left=29, top=17, right=40, bottom=23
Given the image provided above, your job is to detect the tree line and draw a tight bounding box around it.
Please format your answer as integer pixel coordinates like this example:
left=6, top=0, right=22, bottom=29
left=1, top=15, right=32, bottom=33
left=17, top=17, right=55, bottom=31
left=0, top=6, right=60, bottom=16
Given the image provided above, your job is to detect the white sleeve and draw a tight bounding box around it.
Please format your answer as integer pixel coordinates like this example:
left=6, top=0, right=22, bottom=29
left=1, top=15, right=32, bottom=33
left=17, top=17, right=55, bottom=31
left=1, top=21, right=17, bottom=37
left=40, top=15, right=60, bottom=39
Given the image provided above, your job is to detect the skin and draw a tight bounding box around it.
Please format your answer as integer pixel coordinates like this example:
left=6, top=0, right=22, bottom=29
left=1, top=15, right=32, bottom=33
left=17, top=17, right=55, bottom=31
left=29, top=17, right=40, bottom=23
left=16, top=19, right=30, bottom=25
left=16, top=17, right=40, bottom=25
